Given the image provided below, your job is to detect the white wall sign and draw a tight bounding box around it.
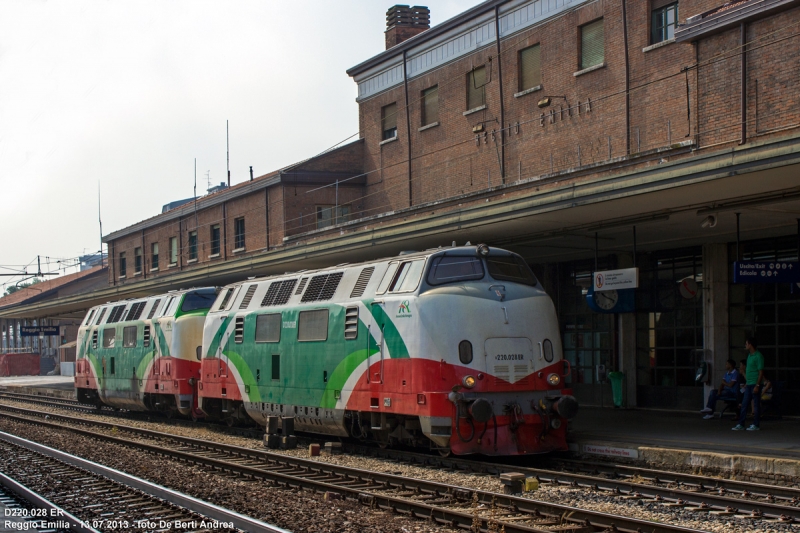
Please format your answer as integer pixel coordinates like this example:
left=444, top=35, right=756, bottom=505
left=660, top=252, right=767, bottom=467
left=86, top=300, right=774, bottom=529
left=583, top=444, right=639, bottom=459
left=593, top=268, right=639, bottom=292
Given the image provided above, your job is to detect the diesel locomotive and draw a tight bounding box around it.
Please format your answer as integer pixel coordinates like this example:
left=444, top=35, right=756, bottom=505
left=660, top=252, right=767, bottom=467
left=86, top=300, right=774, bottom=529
left=197, top=245, right=577, bottom=456
left=74, top=287, right=216, bottom=416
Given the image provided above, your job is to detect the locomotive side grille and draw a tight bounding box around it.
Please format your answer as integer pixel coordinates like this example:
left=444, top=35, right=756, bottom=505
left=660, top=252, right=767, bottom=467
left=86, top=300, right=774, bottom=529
left=274, top=279, right=297, bottom=305
left=95, top=308, right=106, bottom=325
left=92, top=330, right=98, bottom=349
left=143, top=325, right=151, bottom=347
left=261, top=279, right=298, bottom=307
left=350, top=266, right=375, bottom=298
left=239, top=285, right=257, bottom=309
left=125, top=302, right=146, bottom=321
left=301, top=272, right=344, bottom=302
left=344, top=306, right=359, bottom=340
left=147, top=299, right=161, bottom=319
left=107, top=305, right=127, bottom=323
left=295, top=277, right=309, bottom=295
left=234, top=317, right=244, bottom=344
left=319, top=272, right=343, bottom=300
left=260, top=282, right=281, bottom=307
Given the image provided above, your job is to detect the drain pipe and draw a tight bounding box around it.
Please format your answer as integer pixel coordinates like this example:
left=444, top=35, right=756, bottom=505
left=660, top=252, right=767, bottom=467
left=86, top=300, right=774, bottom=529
left=740, top=22, right=748, bottom=145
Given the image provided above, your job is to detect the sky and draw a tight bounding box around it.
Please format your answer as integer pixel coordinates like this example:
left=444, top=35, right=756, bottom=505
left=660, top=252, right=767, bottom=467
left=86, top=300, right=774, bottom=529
left=0, top=0, right=480, bottom=290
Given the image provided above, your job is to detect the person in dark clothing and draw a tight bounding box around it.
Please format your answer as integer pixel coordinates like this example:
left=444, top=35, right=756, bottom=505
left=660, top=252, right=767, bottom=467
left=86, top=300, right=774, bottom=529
left=700, top=358, right=740, bottom=419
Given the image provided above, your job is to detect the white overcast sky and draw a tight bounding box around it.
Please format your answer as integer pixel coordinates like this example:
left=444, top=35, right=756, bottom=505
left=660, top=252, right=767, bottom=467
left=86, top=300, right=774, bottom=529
left=0, top=0, right=479, bottom=289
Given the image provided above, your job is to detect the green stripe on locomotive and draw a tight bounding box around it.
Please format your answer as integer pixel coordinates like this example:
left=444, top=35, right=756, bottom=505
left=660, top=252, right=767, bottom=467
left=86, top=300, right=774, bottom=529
left=214, top=300, right=410, bottom=408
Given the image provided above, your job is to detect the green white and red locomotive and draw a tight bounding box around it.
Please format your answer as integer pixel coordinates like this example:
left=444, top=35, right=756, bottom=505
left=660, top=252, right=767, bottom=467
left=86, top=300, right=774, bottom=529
left=75, top=245, right=577, bottom=455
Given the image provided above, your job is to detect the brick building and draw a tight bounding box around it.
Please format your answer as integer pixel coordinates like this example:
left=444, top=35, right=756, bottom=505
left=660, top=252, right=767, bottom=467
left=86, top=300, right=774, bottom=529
left=10, top=0, right=800, bottom=411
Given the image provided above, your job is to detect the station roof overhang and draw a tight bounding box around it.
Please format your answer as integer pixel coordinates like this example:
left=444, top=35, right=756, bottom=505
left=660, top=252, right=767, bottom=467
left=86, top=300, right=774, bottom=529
left=675, top=0, right=800, bottom=43
left=4, top=133, right=800, bottom=320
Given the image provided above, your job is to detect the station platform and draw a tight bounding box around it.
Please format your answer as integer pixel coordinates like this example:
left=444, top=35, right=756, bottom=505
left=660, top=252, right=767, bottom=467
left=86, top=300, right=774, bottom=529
left=0, top=376, right=74, bottom=398
left=568, top=406, right=800, bottom=482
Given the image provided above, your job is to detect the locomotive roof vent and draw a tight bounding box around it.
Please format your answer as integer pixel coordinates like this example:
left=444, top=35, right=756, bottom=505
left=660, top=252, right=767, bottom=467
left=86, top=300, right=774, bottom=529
left=398, top=250, right=419, bottom=255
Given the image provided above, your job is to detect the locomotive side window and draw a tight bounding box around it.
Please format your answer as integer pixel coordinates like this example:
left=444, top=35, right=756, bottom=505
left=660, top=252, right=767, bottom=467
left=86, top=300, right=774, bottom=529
left=224, top=287, right=241, bottom=311
left=486, top=255, right=538, bottom=286
left=376, top=263, right=399, bottom=294
left=543, top=339, right=554, bottom=362
left=255, top=314, right=281, bottom=343
left=298, top=309, right=329, bottom=341
left=160, top=297, right=174, bottom=317
left=103, top=328, right=116, bottom=348
left=458, top=340, right=473, bottom=364
left=427, top=256, right=484, bottom=285
left=389, top=259, right=425, bottom=293
left=123, top=326, right=137, bottom=348
left=212, top=289, right=232, bottom=312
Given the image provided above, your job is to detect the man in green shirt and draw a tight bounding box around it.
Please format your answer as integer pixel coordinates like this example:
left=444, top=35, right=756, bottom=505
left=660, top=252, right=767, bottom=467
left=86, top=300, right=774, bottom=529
left=733, top=337, right=764, bottom=431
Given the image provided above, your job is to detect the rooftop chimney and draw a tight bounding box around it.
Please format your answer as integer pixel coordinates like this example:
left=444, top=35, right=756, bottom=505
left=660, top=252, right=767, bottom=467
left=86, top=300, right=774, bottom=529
left=385, top=5, right=430, bottom=50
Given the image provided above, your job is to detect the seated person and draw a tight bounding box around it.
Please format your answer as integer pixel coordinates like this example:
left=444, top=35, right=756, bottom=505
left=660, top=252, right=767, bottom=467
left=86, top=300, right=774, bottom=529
left=760, top=377, right=773, bottom=401
left=700, top=358, right=740, bottom=419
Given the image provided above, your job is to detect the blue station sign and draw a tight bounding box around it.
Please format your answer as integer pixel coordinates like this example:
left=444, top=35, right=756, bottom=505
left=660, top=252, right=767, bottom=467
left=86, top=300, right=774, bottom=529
left=734, top=261, right=800, bottom=284
left=19, top=326, right=60, bottom=337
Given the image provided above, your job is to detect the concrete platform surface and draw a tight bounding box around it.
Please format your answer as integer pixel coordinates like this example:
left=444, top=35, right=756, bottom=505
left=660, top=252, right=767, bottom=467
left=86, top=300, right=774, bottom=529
left=569, top=407, right=800, bottom=481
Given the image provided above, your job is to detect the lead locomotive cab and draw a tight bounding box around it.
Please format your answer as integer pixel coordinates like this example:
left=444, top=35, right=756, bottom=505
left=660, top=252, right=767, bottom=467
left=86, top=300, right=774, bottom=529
left=198, top=244, right=577, bottom=456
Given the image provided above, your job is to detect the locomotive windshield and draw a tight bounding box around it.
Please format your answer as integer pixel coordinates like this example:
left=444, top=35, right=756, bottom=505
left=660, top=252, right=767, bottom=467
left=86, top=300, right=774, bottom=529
left=427, top=256, right=484, bottom=285
left=486, top=255, right=538, bottom=286
left=181, top=288, right=217, bottom=312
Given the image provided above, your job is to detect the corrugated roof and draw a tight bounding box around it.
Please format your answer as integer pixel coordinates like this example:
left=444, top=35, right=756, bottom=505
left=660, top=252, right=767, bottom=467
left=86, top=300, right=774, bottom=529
left=0, top=265, right=106, bottom=309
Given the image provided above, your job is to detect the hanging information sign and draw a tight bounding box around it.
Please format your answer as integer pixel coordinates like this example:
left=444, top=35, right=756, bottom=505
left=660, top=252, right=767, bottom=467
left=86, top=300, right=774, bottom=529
left=733, top=261, right=800, bottom=284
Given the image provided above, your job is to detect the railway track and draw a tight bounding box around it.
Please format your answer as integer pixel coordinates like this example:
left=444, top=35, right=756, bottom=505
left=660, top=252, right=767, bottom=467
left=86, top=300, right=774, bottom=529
left=2, top=393, right=797, bottom=527
left=0, top=402, right=773, bottom=533
left=0, top=428, right=287, bottom=533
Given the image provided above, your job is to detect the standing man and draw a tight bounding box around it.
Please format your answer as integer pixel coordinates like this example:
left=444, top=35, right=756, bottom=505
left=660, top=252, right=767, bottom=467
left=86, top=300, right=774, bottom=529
left=733, top=337, right=764, bottom=431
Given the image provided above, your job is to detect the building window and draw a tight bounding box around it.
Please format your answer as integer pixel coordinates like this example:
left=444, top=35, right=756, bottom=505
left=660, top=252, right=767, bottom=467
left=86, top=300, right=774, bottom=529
left=210, top=224, right=220, bottom=255
left=519, top=44, right=541, bottom=91
left=316, top=205, right=350, bottom=229
left=651, top=2, right=678, bottom=44
left=580, top=19, right=604, bottom=69
left=151, top=242, right=159, bottom=270
left=381, top=103, right=397, bottom=140
left=134, top=247, right=142, bottom=274
left=421, top=85, right=439, bottom=126
left=119, top=252, right=127, bottom=278
left=188, top=231, right=198, bottom=260
left=234, top=217, right=245, bottom=250
left=467, top=66, right=486, bottom=110
left=169, top=237, right=178, bottom=264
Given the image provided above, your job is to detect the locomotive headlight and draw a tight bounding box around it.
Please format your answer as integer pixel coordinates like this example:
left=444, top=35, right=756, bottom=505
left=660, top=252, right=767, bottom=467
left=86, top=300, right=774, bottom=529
left=462, top=375, right=477, bottom=389
left=547, top=373, right=561, bottom=386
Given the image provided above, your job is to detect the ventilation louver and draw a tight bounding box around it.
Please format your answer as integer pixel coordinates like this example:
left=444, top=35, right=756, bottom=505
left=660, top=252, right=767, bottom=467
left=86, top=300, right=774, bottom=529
left=107, top=305, right=127, bottom=323
left=350, top=266, right=375, bottom=298
left=239, top=285, right=257, bottom=310
left=147, top=299, right=161, bottom=319
left=295, top=277, right=309, bottom=295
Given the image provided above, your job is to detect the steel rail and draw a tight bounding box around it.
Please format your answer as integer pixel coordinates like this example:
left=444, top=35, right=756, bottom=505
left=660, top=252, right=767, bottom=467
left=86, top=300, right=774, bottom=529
left=350, top=446, right=800, bottom=520
left=0, top=404, right=715, bottom=533
left=0, top=471, right=101, bottom=533
left=0, top=430, right=289, bottom=533
left=2, top=393, right=798, bottom=519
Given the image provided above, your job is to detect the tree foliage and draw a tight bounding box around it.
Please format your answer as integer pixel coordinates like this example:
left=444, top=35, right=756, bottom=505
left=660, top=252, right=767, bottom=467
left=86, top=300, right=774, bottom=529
left=4, top=278, right=41, bottom=296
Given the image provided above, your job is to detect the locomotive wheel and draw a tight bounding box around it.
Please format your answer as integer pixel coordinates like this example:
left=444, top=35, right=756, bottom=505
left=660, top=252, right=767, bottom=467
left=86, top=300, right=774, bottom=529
left=437, top=447, right=452, bottom=458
